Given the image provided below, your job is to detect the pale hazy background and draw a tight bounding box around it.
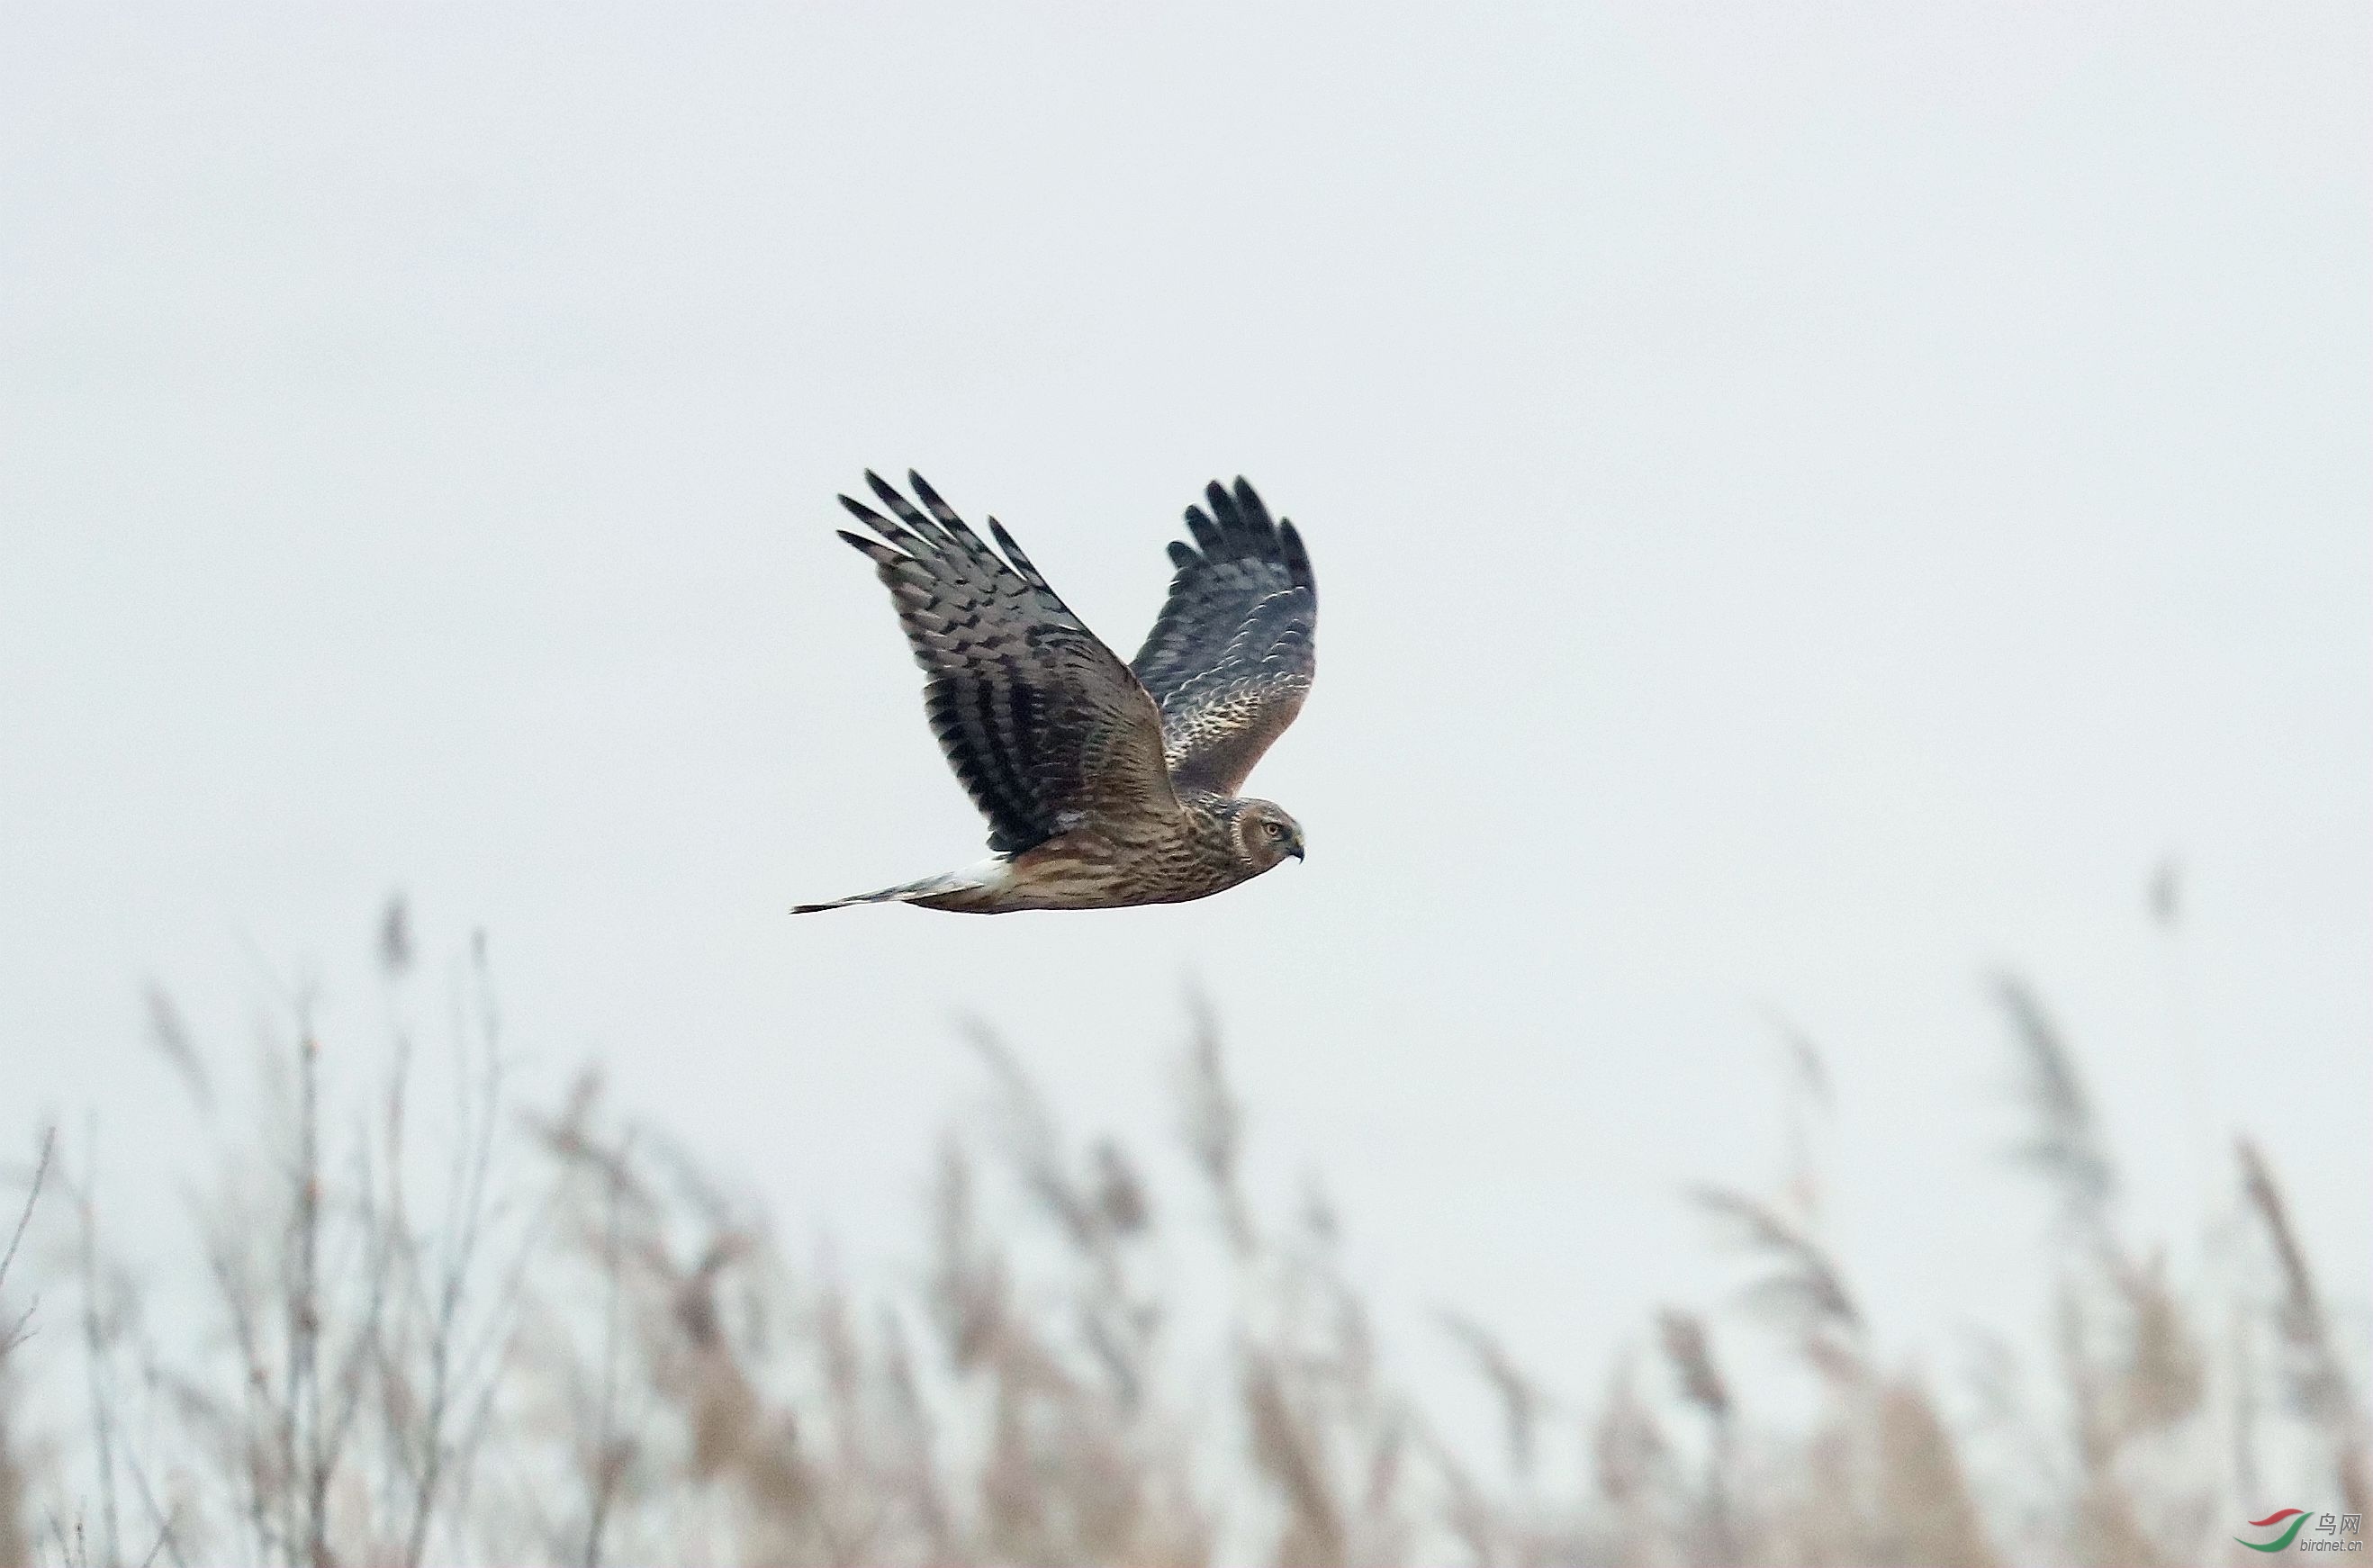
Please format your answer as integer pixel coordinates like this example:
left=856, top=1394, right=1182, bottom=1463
left=5, top=2, right=2368, bottom=1422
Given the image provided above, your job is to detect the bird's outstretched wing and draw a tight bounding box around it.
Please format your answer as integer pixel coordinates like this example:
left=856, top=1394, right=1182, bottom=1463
left=835, top=472, right=1178, bottom=853
left=1130, top=478, right=1317, bottom=795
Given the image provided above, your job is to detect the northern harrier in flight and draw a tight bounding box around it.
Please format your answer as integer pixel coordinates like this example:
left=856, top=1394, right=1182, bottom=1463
left=794, top=472, right=1316, bottom=915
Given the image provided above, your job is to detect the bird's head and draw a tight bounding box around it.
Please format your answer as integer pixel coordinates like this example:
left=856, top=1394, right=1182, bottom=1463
left=1230, top=799, right=1306, bottom=871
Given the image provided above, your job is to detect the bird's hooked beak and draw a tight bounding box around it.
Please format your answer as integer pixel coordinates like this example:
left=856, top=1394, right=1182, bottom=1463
left=1289, top=833, right=1306, bottom=862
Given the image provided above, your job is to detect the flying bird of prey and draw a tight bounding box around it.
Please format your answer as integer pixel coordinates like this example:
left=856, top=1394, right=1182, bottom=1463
left=793, top=472, right=1316, bottom=915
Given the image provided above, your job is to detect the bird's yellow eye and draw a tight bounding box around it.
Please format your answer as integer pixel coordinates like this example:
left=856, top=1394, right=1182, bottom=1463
left=1263, top=821, right=1286, bottom=839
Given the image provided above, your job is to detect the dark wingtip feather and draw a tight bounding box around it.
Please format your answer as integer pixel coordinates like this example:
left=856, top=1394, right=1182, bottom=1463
left=1277, top=518, right=1315, bottom=596
left=837, top=493, right=894, bottom=532
left=864, top=470, right=936, bottom=534
left=1183, top=503, right=1226, bottom=556
left=1232, top=478, right=1275, bottom=538
left=842, top=494, right=927, bottom=552
left=907, top=470, right=959, bottom=523
left=1166, top=539, right=1197, bottom=569
left=1203, top=479, right=1241, bottom=539
left=986, top=517, right=1043, bottom=581
left=906, top=471, right=991, bottom=556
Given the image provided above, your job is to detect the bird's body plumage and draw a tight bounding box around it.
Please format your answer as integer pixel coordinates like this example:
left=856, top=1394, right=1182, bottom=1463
left=794, top=473, right=1315, bottom=915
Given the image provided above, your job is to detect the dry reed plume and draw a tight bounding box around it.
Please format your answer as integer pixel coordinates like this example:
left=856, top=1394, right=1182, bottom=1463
left=5, top=901, right=2364, bottom=1565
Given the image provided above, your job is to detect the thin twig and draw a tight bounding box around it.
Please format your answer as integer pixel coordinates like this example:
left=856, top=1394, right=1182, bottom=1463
left=0, top=1125, right=57, bottom=1358
left=74, top=1123, right=123, bottom=1568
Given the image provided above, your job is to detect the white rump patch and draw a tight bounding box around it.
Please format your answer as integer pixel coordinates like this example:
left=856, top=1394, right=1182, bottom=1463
left=956, top=856, right=1015, bottom=891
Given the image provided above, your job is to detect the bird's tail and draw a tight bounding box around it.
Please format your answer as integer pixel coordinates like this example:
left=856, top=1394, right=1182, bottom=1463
left=791, top=860, right=1008, bottom=915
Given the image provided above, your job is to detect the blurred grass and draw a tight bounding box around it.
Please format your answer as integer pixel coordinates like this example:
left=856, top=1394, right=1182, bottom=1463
left=1, top=905, right=2364, bottom=1566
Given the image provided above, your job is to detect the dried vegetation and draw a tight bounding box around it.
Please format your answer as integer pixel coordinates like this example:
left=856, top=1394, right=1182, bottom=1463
left=2, top=902, right=2363, bottom=1565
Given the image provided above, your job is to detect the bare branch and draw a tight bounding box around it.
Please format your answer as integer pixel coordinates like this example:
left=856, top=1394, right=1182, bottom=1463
left=0, top=1125, right=56, bottom=1360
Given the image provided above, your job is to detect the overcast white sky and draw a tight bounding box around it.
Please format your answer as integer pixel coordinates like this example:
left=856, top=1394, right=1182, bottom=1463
left=5, top=2, right=2368, bottom=1437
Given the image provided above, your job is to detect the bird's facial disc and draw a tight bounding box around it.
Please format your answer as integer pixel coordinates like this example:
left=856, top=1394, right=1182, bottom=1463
left=1239, top=804, right=1306, bottom=869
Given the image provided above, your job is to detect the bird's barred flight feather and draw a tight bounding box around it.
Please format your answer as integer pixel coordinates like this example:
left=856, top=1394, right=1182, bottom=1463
left=1131, top=478, right=1317, bottom=794
left=832, top=471, right=1177, bottom=855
